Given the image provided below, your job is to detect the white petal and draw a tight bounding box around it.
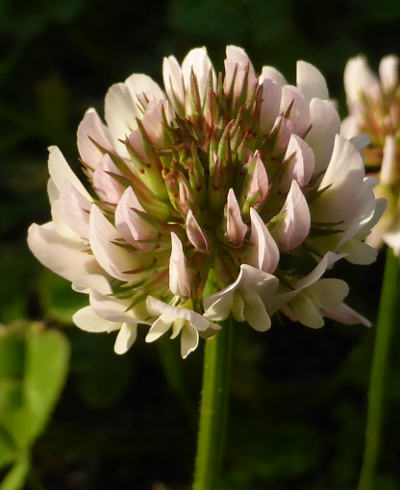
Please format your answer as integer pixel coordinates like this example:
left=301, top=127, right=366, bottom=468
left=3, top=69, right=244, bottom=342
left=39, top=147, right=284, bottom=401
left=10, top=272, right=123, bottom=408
left=259, top=79, right=282, bottom=132
left=89, top=289, right=147, bottom=323
left=73, top=306, right=121, bottom=333
left=104, top=82, right=139, bottom=152
left=280, top=85, right=309, bottom=136
left=163, top=55, right=185, bottom=107
left=77, top=108, right=114, bottom=169
left=182, top=47, right=216, bottom=101
left=281, top=133, right=315, bottom=191
left=260, top=66, right=287, bottom=86
left=312, top=135, right=364, bottom=222
left=180, top=324, right=199, bottom=358
left=203, top=293, right=234, bottom=322
left=341, top=116, right=359, bottom=140
left=273, top=180, right=310, bottom=251
left=58, top=182, right=91, bottom=239
left=72, top=274, right=112, bottom=294
left=379, top=55, right=399, bottom=93
left=307, top=278, right=349, bottom=309
left=48, top=146, right=92, bottom=200
left=124, top=73, right=165, bottom=107
left=114, top=323, right=138, bottom=355
left=305, top=98, right=340, bottom=174
left=296, top=60, right=329, bottom=101
left=146, top=315, right=173, bottom=343
left=242, top=291, right=271, bottom=331
left=246, top=208, right=279, bottom=273
left=27, top=222, right=101, bottom=282
left=146, top=296, right=213, bottom=332
left=289, top=293, right=325, bottom=328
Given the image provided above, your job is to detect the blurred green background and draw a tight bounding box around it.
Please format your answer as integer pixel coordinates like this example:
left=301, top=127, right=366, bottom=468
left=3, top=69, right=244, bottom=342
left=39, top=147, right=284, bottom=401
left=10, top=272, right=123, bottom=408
left=1, top=0, right=400, bottom=488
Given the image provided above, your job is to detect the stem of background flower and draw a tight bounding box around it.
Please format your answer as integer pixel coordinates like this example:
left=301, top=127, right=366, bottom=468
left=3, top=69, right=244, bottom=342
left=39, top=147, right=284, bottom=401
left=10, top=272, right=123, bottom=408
left=193, top=316, right=233, bottom=490
left=358, top=248, right=400, bottom=490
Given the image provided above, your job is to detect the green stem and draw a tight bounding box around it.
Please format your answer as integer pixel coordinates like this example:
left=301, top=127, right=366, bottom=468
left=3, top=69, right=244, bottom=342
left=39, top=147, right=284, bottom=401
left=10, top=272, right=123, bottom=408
left=358, top=248, right=400, bottom=490
left=193, top=317, right=233, bottom=490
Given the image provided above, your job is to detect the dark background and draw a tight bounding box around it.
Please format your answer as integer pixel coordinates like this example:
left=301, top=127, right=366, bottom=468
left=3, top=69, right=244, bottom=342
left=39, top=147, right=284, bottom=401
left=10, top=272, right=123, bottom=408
left=1, top=0, right=400, bottom=488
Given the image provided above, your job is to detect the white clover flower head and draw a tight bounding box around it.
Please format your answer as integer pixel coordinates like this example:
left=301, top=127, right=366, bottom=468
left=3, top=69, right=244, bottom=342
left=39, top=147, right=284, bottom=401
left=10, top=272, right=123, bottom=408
left=28, top=46, right=382, bottom=357
left=343, top=55, right=400, bottom=251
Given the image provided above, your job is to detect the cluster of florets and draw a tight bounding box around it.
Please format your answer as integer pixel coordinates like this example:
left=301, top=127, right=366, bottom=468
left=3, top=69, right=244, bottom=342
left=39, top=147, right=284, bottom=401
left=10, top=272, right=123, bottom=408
left=343, top=55, right=399, bottom=252
left=28, top=46, right=382, bottom=357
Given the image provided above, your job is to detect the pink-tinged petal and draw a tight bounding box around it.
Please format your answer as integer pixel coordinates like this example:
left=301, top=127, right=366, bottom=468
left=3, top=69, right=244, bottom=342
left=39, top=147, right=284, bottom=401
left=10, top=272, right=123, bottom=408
left=163, top=55, right=185, bottom=107
left=89, top=204, right=141, bottom=281
left=246, top=153, right=269, bottom=207
left=344, top=56, right=380, bottom=105
left=186, top=210, right=211, bottom=253
left=379, top=55, right=399, bottom=93
left=58, top=182, right=91, bottom=239
left=312, top=135, right=364, bottom=222
left=124, top=73, right=165, bottom=108
left=93, top=154, right=125, bottom=204
left=141, top=99, right=170, bottom=148
left=305, top=99, right=340, bottom=174
left=271, top=116, right=296, bottom=155
left=73, top=306, right=121, bottom=333
left=72, top=274, right=112, bottom=295
left=259, top=79, right=282, bottom=132
left=77, top=108, right=114, bottom=169
left=169, top=232, right=193, bottom=297
left=245, top=208, right=279, bottom=274
left=280, top=85, right=309, bottom=136
left=281, top=134, right=315, bottom=191
left=260, top=66, right=287, bottom=86
left=89, top=289, right=147, bottom=323
left=273, top=180, right=310, bottom=251
left=180, top=325, right=199, bottom=359
left=115, top=187, right=157, bottom=250
left=146, top=296, right=214, bottom=332
left=104, top=82, right=139, bottom=150
left=341, top=115, right=359, bottom=139
left=27, top=222, right=102, bottom=282
left=225, top=188, right=248, bottom=246
left=242, top=291, right=271, bottom=331
left=380, top=135, right=397, bottom=185
left=323, top=303, right=371, bottom=327
left=114, top=323, right=138, bottom=355
left=48, top=146, right=92, bottom=200
left=182, top=47, right=216, bottom=101
left=296, top=60, right=329, bottom=101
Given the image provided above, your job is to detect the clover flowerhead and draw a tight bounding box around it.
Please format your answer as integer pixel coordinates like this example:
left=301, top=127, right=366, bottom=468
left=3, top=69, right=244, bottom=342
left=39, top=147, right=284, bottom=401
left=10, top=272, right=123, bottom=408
left=28, top=46, right=381, bottom=357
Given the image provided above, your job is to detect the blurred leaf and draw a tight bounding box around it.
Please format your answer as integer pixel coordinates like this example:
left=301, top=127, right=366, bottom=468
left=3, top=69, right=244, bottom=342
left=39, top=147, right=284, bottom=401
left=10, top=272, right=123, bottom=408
left=0, top=324, right=69, bottom=448
left=0, top=454, right=29, bottom=490
left=39, top=270, right=87, bottom=324
left=0, top=428, right=15, bottom=470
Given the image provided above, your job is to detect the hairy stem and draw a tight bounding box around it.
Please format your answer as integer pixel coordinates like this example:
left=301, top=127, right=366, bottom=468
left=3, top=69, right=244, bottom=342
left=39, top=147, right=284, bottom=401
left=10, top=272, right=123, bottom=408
left=358, top=248, right=400, bottom=490
left=193, top=317, right=233, bottom=490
